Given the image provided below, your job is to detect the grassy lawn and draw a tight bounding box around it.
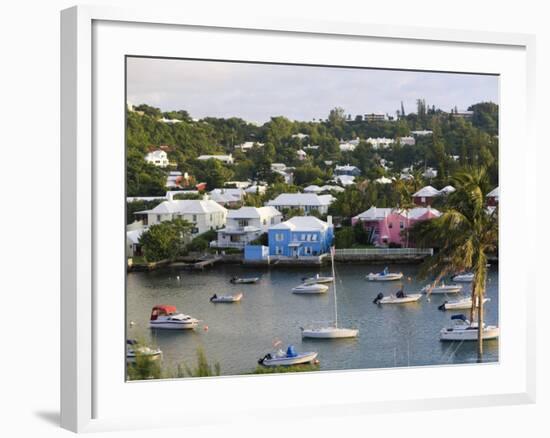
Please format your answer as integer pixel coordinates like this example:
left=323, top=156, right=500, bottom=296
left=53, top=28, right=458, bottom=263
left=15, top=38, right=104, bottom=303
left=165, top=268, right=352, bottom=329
left=252, top=363, right=320, bottom=374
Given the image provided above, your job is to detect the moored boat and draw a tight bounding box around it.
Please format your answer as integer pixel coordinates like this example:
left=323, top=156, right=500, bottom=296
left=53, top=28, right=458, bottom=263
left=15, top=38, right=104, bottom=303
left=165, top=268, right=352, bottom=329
left=258, top=345, right=318, bottom=366
left=452, top=273, right=474, bottom=282
left=421, top=283, right=463, bottom=294
left=438, top=297, right=490, bottom=311
left=302, top=274, right=335, bottom=284
left=210, top=292, right=243, bottom=303
left=439, top=314, right=499, bottom=341
left=126, top=339, right=162, bottom=362
left=366, top=267, right=403, bottom=281
left=148, top=305, right=200, bottom=330
left=292, top=283, right=329, bottom=294
left=230, top=276, right=260, bottom=284
left=373, top=291, right=422, bottom=304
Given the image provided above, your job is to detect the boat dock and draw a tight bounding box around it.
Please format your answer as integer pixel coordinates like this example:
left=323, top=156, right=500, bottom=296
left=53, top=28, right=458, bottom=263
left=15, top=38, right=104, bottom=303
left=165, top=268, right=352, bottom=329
left=190, top=255, right=223, bottom=270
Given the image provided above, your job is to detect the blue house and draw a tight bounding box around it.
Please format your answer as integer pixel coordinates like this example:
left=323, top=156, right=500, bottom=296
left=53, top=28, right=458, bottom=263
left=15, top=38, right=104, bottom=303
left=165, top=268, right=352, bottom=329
left=268, top=216, right=334, bottom=258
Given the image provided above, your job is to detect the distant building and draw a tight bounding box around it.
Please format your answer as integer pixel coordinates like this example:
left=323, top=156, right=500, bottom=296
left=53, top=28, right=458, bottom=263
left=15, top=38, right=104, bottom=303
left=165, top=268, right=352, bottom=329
left=439, top=185, right=456, bottom=195
left=398, top=136, right=416, bottom=146
left=487, top=187, right=499, bottom=207
left=411, top=130, right=433, bottom=136
left=452, top=110, right=474, bottom=119
left=126, top=228, right=144, bottom=257
left=352, top=206, right=441, bottom=247
left=334, top=164, right=361, bottom=177
left=339, top=142, right=356, bottom=152
left=197, top=154, right=234, bottom=164
left=235, top=141, right=264, bottom=152
left=145, top=150, right=169, bottom=167
left=215, top=206, right=282, bottom=249
left=268, top=216, right=334, bottom=257
left=209, top=188, right=245, bottom=207
left=412, top=185, right=442, bottom=206
left=266, top=193, right=335, bottom=215
left=333, top=175, right=355, bottom=187
left=134, top=199, right=227, bottom=235
left=292, top=133, right=309, bottom=140
left=245, top=184, right=267, bottom=195
left=422, top=167, right=438, bottom=179
left=364, top=112, right=388, bottom=122
left=374, top=176, right=394, bottom=184
left=296, top=149, right=307, bottom=160
left=159, top=117, right=181, bottom=124
left=366, top=137, right=394, bottom=149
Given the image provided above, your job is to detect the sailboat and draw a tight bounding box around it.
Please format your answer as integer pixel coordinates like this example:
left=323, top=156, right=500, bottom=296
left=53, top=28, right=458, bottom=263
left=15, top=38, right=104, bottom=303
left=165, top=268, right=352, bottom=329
left=301, top=247, right=359, bottom=339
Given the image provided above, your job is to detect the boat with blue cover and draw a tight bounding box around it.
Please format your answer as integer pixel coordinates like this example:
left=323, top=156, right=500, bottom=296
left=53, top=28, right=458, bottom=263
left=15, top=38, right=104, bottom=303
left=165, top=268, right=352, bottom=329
left=258, top=345, right=318, bottom=366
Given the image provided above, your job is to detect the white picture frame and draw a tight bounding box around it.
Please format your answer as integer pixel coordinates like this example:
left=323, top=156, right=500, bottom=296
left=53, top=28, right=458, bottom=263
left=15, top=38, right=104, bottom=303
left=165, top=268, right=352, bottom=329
left=61, top=5, right=536, bottom=433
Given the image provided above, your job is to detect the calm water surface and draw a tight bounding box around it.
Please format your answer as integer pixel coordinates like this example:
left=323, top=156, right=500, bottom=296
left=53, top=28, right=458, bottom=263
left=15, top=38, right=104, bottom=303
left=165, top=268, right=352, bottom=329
left=126, top=262, right=499, bottom=377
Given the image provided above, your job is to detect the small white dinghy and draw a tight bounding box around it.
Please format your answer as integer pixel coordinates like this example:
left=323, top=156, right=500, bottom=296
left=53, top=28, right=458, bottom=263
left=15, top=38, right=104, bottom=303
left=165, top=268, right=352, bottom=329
left=230, top=276, right=259, bottom=284
left=452, top=273, right=474, bottom=282
left=439, top=314, right=499, bottom=341
left=210, top=292, right=243, bottom=303
left=302, top=274, right=335, bottom=284
left=258, top=345, right=318, bottom=367
left=366, top=267, right=403, bottom=281
left=421, top=283, right=463, bottom=294
left=373, top=291, right=422, bottom=304
left=292, top=283, right=329, bottom=294
left=126, top=340, right=162, bottom=363
left=438, top=297, right=490, bottom=311
left=149, top=305, right=200, bottom=330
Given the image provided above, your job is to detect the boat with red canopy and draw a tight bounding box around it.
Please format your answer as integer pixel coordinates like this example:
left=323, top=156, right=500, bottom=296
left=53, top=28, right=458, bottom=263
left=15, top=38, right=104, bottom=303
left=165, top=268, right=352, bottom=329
left=149, top=305, right=200, bottom=330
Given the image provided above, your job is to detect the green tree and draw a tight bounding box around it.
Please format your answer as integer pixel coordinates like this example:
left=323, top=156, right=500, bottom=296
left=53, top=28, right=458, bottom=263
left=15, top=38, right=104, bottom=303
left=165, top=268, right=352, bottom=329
left=139, top=218, right=193, bottom=262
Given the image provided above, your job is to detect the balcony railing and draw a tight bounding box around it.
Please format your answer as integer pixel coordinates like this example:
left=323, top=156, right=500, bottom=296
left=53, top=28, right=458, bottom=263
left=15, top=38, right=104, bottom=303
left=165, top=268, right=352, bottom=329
left=334, top=248, right=433, bottom=256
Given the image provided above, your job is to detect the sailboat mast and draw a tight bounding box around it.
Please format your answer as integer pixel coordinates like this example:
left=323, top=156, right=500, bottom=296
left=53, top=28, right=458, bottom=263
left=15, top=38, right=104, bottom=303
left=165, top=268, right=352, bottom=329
left=331, top=247, right=338, bottom=328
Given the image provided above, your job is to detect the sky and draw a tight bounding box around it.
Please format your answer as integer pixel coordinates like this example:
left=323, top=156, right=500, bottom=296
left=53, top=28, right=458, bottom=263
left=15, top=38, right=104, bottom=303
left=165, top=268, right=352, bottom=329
left=127, top=57, right=499, bottom=124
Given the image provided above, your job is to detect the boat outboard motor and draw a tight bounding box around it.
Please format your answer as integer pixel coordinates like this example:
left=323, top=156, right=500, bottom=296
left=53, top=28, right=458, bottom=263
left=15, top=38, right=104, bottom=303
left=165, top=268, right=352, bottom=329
left=438, top=301, right=447, bottom=311
left=210, top=294, right=217, bottom=301
left=373, top=292, right=384, bottom=304
left=258, top=353, right=272, bottom=365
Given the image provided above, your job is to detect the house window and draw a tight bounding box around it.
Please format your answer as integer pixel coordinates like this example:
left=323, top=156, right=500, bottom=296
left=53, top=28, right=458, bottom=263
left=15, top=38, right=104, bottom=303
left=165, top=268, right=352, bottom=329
left=304, top=246, right=312, bottom=255
left=210, top=214, right=213, bottom=222
left=157, top=214, right=162, bottom=222
left=301, top=233, right=306, bottom=241
left=263, top=219, right=267, bottom=225
left=400, top=222, right=404, bottom=229
left=238, top=219, right=249, bottom=227
left=275, top=246, right=283, bottom=255
left=275, top=233, right=284, bottom=242
left=312, top=234, right=318, bottom=241
left=421, top=197, right=426, bottom=203
left=192, top=214, right=197, bottom=222
left=271, top=218, right=275, bottom=224
left=389, top=223, right=393, bottom=229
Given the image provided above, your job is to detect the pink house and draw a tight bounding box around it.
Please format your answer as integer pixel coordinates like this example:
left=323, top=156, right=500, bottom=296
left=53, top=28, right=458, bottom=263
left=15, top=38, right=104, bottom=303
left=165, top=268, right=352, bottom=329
left=352, top=206, right=441, bottom=247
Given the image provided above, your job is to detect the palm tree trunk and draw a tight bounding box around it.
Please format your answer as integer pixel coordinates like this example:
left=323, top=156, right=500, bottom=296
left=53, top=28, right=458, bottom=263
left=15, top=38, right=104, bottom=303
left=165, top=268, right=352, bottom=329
left=469, top=282, right=476, bottom=322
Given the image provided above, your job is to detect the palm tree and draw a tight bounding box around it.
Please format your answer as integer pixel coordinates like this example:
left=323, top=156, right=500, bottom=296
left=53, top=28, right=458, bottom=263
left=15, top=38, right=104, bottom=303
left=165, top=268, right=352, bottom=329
left=410, top=167, right=498, bottom=360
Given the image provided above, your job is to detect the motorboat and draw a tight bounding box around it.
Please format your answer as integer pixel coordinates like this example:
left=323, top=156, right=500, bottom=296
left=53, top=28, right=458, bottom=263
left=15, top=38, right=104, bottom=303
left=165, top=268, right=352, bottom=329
left=366, top=267, right=403, bottom=281
left=210, top=292, right=243, bottom=303
left=452, top=273, right=474, bottom=282
left=301, top=247, right=359, bottom=339
left=421, top=283, right=463, bottom=294
left=301, top=326, right=359, bottom=338
left=373, top=291, right=422, bottom=304
left=292, top=283, right=329, bottom=294
left=126, top=339, right=162, bottom=363
left=230, top=276, right=259, bottom=284
left=148, top=305, right=200, bottom=330
left=438, top=297, right=490, bottom=311
left=258, top=345, right=318, bottom=367
left=439, top=314, right=499, bottom=341
left=302, top=274, right=335, bottom=284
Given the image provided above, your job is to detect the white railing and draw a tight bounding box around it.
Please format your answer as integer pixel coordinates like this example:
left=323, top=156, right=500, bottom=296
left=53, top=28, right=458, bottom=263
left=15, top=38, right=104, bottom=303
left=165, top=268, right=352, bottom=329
left=334, top=248, right=433, bottom=256
left=209, top=241, right=246, bottom=249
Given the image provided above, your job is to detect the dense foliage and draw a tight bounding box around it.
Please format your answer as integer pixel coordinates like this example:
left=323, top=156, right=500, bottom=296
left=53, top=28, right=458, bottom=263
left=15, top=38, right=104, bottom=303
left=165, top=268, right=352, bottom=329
left=139, top=218, right=192, bottom=262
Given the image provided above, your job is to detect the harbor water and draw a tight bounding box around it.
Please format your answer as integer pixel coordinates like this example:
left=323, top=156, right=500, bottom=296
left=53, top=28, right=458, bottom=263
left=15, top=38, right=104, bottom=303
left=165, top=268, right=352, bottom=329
left=126, top=263, right=499, bottom=377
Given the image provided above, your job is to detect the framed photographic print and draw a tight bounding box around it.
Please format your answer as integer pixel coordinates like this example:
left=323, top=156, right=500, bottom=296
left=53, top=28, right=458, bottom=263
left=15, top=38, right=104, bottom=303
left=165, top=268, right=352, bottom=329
left=61, top=5, right=536, bottom=433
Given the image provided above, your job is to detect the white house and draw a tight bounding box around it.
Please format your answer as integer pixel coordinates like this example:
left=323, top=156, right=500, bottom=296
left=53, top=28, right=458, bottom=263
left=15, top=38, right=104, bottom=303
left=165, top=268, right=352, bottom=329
left=292, top=133, right=309, bottom=140
left=411, top=130, right=433, bottom=136
left=334, top=164, right=361, bottom=176
left=364, top=112, right=388, bottom=122
left=245, top=184, right=267, bottom=195
left=197, top=154, right=234, bottom=164
left=215, top=206, right=282, bottom=248
left=398, top=136, right=416, bottom=146
left=296, top=149, right=307, bottom=160
left=159, top=117, right=182, bottom=124
left=339, top=142, right=356, bottom=152
left=266, top=193, right=335, bottom=215
left=422, top=167, right=438, bottom=179
left=235, top=141, right=264, bottom=152
left=135, top=199, right=227, bottom=236
left=209, top=188, right=245, bottom=207
left=145, top=150, right=169, bottom=167
left=333, top=175, right=355, bottom=186
left=375, top=176, right=394, bottom=184
left=126, top=228, right=144, bottom=257
left=367, top=137, right=395, bottom=149
left=304, top=185, right=346, bottom=194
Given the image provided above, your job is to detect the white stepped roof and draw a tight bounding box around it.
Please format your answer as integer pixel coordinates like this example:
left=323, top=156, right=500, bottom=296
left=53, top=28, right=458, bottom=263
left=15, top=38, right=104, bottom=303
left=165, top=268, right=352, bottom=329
left=439, top=185, right=456, bottom=194
left=412, top=185, right=441, bottom=198
left=126, top=229, right=144, bottom=245
left=227, top=206, right=281, bottom=219
left=267, top=193, right=334, bottom=207
left=354, top=206, right=392, bottom=221
left=138, top=199, right=227, bottom=215
left=270, top=216, right=330, bottom=232
left=487, top=187, right=499, bottom=198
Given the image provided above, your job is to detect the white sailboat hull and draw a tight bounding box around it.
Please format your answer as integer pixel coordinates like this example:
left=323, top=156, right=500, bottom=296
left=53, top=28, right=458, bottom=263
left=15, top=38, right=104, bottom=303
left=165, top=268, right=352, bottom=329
left=442, top=297, right=490, bottom=310
left=292, top=284, right=329, bottom=294
left=452, top=274, right=474, bottom=282
left=440, top=325, right=499, bottom=341
left=377, top=293, right=422, bottom=304
left=301, top=327, right=358, bottom=339
left=303, top=276, right=334, bottom=284
left=210, top=293, right=243, bottom=303
left=422, top=285, right=463, bottom=294
left=261, top=352, right=318, bottom=366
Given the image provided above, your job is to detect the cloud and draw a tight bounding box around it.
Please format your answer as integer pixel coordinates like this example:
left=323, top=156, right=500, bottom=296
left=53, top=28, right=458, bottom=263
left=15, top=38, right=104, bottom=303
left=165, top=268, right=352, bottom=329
left=127, top=57, right=498, bottom=122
